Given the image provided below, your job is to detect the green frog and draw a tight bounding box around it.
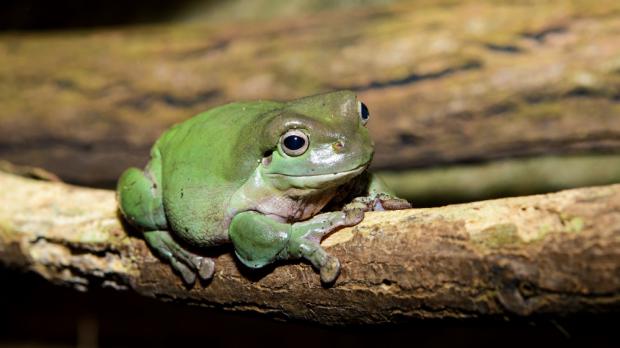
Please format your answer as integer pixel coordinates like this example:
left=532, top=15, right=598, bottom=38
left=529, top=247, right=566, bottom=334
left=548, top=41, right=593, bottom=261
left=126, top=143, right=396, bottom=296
left=117, top=90, right=410, bottom=285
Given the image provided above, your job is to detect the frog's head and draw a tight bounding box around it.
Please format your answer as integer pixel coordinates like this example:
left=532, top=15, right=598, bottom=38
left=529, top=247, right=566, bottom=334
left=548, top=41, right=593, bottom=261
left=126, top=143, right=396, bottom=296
left=257, top=90, right=374, bottom=190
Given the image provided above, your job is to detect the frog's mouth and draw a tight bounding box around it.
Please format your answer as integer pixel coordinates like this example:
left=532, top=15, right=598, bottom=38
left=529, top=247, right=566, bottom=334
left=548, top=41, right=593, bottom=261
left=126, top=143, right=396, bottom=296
left=265, top=162, right=369, bottom=189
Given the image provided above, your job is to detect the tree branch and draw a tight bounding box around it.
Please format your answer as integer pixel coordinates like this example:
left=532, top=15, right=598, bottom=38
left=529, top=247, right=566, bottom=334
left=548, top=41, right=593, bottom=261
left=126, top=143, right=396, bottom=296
left=0, top=171, right=618, bottom=324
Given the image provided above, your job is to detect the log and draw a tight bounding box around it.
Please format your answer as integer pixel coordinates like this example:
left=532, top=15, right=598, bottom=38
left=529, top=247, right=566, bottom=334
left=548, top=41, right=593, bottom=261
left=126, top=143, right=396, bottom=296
left=1, top=171, right=618, bottom=324
left=1, top=0, right=620, bottom=187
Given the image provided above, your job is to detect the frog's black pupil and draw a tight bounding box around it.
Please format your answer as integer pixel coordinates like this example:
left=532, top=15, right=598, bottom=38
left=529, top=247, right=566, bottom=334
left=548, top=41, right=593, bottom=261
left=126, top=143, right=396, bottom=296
left=360, top=102, right=369, bottom=120
left=284, top=135, right=305, bottom=150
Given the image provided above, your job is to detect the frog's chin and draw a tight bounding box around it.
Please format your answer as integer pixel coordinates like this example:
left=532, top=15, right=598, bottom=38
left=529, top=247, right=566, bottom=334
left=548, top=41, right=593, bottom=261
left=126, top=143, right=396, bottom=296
left=264, top=162, right=368, bottom=190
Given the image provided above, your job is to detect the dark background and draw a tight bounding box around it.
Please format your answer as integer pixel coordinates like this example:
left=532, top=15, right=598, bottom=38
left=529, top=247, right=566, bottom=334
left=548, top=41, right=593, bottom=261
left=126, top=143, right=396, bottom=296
left=1, top=268, right=618, bottom=348
left=0, top=1, right=204, bottom=30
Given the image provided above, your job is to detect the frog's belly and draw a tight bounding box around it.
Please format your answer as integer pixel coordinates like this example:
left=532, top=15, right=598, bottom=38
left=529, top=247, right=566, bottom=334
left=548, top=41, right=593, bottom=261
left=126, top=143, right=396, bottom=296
left=163, top=191, right=232, bottom=248
left=168, top=215, right=231, bottom=247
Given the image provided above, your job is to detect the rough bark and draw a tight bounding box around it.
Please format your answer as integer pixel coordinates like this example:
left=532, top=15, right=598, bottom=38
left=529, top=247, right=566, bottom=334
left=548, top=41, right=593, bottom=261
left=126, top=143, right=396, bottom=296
left=1, top=0, right=620, bottom=187
left=1, top=171, right=618, bottom=324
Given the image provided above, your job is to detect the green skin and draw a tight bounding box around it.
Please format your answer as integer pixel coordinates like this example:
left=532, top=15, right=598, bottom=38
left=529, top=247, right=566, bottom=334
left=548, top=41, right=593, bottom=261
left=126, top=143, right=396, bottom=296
left=117, top=90, right=410, bottom=284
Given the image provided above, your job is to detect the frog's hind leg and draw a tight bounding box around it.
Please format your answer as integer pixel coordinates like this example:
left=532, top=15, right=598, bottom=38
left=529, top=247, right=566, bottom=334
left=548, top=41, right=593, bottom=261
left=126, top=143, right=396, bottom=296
left=117, top=154, right=214, bottom=284
left=117, top=152, right=167, bottom=231
left=144, top=230, right=215, bottom=284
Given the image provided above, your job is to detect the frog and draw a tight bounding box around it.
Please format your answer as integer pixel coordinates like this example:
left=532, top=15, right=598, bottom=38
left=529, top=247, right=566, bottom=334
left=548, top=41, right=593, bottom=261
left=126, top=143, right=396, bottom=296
left=116, top=90, right=411, bottom=285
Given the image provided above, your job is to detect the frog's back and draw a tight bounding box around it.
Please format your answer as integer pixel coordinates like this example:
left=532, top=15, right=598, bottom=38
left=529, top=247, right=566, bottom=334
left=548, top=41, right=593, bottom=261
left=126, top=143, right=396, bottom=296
left=156, top=100, right=283, bottom=247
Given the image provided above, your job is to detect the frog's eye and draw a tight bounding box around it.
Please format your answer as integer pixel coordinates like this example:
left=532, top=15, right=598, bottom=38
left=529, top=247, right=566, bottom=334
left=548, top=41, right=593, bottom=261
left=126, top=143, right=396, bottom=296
left=358, top=101, right=370, bottom=126
left=280, top=129, right=309, bottom=157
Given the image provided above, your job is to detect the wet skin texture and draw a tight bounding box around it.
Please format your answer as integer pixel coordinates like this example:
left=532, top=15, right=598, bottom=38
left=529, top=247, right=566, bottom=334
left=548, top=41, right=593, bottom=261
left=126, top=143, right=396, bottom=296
left=117, top=90, right=410, bottom=284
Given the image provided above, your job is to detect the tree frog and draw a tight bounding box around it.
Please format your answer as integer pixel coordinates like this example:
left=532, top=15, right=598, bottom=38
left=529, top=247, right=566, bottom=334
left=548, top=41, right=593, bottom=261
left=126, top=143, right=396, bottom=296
left=117, top=90, right=410, bottom=285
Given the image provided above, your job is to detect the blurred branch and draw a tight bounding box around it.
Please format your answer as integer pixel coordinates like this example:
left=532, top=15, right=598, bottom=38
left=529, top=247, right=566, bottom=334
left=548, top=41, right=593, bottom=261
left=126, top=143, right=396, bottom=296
left=380, top=154, right=620, bottom=205
left=1, top=172, right=618, bottom=324
left=1, top=0, right=620, bottom=188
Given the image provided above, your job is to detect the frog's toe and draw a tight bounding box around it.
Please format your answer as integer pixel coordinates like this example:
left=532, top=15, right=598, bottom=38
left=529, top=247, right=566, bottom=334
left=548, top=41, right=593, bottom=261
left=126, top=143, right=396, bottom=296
left=379, top=198, right=412, bottom=210
left=171, top=258, right=197, bottom=284
left=171, top=254, right=213, bottom=284
left=343, top=207, right=365, bottom=226
left=372, top=194, right=411, bottom=211
left=198, top=257, right=215, bottom=280
left=343, top=197, right=373, bottom=213
left=173, top=253, right=215, bottom=283
left=320, top=255, right=341, bottom=284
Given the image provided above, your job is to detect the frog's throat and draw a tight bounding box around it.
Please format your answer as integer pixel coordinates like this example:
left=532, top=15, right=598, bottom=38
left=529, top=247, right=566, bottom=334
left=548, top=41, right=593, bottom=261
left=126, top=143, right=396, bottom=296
left=264, top=162, right=368, bottom=189
left=226, top=161, right=368, bottom=227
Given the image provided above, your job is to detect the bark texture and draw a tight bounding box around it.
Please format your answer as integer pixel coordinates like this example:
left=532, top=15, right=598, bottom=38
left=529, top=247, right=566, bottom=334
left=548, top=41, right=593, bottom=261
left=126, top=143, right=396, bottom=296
left=1, top=0, right=620, bottom=187
left=1, top=171, right=618, bottom=324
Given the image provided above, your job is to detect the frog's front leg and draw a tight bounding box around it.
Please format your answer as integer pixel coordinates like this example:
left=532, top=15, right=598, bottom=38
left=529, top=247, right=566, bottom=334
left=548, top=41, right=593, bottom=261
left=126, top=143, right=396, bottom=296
left=346, top=172, right=411, bottom=212
left=229, top=209, right=363, bottom=283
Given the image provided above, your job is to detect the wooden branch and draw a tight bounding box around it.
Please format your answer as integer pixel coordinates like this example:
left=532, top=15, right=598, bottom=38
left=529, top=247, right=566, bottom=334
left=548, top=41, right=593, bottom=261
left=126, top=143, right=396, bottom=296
left=1, top=171, right=618, bottom=324
left=1, top=0, right=620, bottom=187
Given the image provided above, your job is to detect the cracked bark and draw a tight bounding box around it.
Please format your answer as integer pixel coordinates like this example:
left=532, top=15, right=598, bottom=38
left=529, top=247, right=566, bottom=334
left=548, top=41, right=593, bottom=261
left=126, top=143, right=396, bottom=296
left=1, top=171, right=618, bottom=324
left=1, top=0, right=620, bottom=188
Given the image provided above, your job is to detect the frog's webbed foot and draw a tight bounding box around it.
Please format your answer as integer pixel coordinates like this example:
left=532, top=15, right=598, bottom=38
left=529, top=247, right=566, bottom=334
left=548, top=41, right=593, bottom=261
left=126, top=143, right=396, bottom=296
left=344, top=193, right=411, bottom=212
left=144, top=230, right=215, bottom=284
left=288, top=209, right=364, bottom=283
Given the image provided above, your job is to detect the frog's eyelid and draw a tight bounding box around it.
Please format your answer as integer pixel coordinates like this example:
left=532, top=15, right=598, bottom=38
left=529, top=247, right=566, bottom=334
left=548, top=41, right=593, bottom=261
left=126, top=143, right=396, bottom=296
left=278, top=126, right=308, bottom=138
left=280, top=119, right=306, bottom=131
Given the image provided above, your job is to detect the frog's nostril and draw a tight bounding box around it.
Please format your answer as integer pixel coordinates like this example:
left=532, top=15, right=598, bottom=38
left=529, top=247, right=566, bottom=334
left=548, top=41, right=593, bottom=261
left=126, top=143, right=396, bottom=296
left=332, top=141, right=345, bottom=152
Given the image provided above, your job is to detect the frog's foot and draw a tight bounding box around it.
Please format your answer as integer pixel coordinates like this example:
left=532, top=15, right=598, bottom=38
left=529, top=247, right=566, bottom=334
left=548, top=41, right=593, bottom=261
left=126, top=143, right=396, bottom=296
left=344, top=193, right=411, bottom=212
left=293, top=240, right=341, bottom=283
left=144, top=230, right=215, bottom=284
left=288, top=209, right=364, bottom=283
